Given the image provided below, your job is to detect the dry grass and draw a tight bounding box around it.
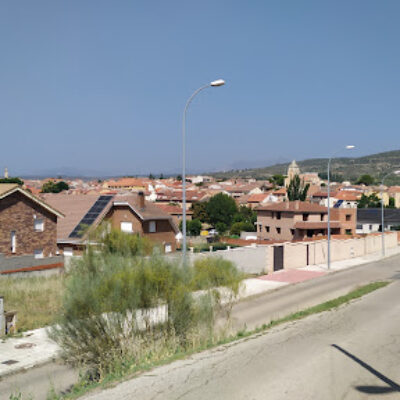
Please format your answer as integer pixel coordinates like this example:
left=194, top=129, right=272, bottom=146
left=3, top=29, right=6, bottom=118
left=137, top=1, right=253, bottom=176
left=0, top=274, right=64, bottom=332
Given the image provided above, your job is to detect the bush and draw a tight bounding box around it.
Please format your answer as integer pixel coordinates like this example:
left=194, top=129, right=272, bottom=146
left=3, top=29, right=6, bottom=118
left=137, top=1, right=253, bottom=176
left=230, top=221, right=255, bottom=236
left=191, top=257, right=244, bottom=296
left=102, top=229, right=155, bottom=256
left=50, top=239, right=243, bottom=380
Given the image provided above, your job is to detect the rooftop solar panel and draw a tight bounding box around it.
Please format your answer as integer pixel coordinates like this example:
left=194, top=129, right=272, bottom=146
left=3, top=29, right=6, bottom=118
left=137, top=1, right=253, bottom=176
left=69, top=195, right=113, bottom=238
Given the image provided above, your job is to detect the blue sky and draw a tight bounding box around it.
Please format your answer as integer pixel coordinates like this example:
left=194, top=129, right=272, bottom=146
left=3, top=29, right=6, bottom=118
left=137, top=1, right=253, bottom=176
left=1, top=1, right=399, bottom=177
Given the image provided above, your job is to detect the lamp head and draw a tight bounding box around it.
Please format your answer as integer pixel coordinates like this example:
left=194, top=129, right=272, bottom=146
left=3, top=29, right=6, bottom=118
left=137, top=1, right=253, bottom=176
left=345, top=145, right=355, bottom=150
left=210, top=79, right=225, bottom=87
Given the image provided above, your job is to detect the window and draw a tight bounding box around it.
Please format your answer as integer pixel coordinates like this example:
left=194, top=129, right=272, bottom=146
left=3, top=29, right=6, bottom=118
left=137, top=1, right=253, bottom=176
left=290, top=229, right=295, bottom=235
left=11, top=231, right=16, bottom=253
left=34, top=218, right=44, bottom=232
left=303, top=214, right=309, bottom=221
left=265, top=226, right=270, bottom=233
left=345, top=214, right=351, bottom=221
left=63, top=247, right=73, bottom=256
left=320, top=214, right=324, bottom=221
left=345, top=229, right=352, bottom=235
left=165, top=243, right=172, bottom=253
left=121, top=222, right=133, bottom=233
left=276, top=227, right=281, bottom=234
left=276, top=212, right=281, bottom=220
left=149, top=221, right=156, bottom=233
left=34, top=249, right=44, bottom=259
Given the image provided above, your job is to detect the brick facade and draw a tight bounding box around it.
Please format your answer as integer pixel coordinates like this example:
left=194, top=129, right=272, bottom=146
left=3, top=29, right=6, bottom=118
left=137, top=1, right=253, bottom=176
left=106, top=205, right=176, bottom=251
left=0, top=191, right=58, bottom=257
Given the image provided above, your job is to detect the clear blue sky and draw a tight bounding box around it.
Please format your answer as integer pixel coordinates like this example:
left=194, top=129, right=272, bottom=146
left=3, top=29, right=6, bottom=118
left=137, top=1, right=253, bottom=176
left=1, top=1, right=399, bottom=177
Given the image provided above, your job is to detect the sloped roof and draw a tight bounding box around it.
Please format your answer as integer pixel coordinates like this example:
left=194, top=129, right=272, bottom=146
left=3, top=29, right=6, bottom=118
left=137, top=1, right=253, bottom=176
left=0, top=184, right=64, bottom=218
left=42, top=193, right=178, bottom=241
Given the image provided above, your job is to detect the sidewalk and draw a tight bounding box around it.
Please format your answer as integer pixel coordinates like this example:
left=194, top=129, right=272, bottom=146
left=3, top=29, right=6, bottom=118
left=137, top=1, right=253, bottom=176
left=0, top=328, right=58, bottom=377
left=1, top=244, right=399, bottom=378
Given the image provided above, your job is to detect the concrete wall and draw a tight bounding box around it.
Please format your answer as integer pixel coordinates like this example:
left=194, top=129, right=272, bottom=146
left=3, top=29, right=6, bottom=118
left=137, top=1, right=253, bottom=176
left=0, top=254, right=63, bottom=274
left=168, top=245, right=269, bottom=275
left=265, top=232, right=398, bottom=272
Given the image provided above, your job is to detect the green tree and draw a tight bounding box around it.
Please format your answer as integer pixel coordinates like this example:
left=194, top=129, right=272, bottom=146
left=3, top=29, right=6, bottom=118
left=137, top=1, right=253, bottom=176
left=0, top=177, right=24, bottom=186
left=41, top=180, right=69, bottom=193
left=270, top=174, right=285, bottom=187
left=206, top=193, right=238, bottom=227
left=159, top=173, right=164, bottom=180
left=176, top=175, right=182, bottom=181
left=149, top=173, right=155, bottom=179
left=357, top=193, right=381, bottom=208
left=230, top=221, right=255, bottom=236
left=215, top=222, right=227, bottom=236
left=179, top=219, right=202, bottom=236
left=287, top=175, right=310, bottom=201
left=192, top=202, right=209, bottom=222
left=387, top=197, right=396, bottom=208
left=356, top=174, right=374, bottom=186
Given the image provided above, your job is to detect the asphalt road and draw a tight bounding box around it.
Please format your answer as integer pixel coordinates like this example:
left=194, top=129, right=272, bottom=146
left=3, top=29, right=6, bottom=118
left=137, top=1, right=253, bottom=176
left=1, top=253, right=399, bottom=399
left=82, top=268, right=400, bottom=400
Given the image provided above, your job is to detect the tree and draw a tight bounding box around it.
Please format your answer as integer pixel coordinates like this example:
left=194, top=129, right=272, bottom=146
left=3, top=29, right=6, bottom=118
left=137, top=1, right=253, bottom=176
left=215, top=222, right=227, bottom=236
left=179, top=219, right=202, bottom=236
left=287, top=175, right=310, bottom=201
left=357, top=193, right=381, bottom=208
left=387, top=197, right=396, bottom=208
left=270, top=174, right=285, bottom=187
left=0, top=177, right=24, bottom=186
left=149, top=173, right=155, bottom=180
left=206, top=193, right=238, bottom=227
left=176, top=175, right=182, bottom=181
left=356, top=174, right=374, bottom=186
left=192, top=202, right=208, bottom=222
left=159, top=173, right=164, bottom=180
left=41, top=180, right=69, bottom=193
left=230, top=221, right=255, bottom=236
left=232, top=205, right=256, bottom=231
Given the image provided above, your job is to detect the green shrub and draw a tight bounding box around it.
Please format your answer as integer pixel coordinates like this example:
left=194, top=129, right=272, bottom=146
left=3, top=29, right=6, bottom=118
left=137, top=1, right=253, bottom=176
left=50, top=240, right=243, bottom=380
left=102, top=229, right=155, bottom=256
left=191, top=257, right=244, bottom=296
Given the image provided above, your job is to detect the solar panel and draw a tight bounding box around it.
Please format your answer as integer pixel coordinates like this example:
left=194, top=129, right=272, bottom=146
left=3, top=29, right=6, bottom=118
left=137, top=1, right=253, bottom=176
left=69, top=195, right=113, bottom=238
left=334, top=200, right=343, bottom=208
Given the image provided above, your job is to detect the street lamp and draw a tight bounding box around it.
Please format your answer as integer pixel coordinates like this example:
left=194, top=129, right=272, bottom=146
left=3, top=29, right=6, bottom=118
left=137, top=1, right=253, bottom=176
left=327, top=145, right=355, bottom=269
left=181, top=79, right=225, bottom=264
left=380, top=169, right=400, bottom=257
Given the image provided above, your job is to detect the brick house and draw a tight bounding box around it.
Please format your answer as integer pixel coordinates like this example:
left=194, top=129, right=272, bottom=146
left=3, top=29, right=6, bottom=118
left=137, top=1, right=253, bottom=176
left=0, top=184, right=64, bottom=258
left=43, top=192, right=178, bottom=255
left=255, top=201, right=356, bottom=241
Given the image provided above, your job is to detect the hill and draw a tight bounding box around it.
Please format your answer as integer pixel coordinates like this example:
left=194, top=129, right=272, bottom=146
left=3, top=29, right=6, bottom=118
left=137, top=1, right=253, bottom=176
left=210, top=150, right=400, bottom=185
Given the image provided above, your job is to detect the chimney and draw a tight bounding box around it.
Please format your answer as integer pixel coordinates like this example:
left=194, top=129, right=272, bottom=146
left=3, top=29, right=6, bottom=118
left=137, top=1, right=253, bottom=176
left=138, top=191, right=145, bottom=210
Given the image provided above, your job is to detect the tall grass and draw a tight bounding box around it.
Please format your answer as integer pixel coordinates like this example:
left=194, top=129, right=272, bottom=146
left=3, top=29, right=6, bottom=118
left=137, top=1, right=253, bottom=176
left=0, top=274, right=63, bottom=332
left=51, top=233, right=243, bottom=381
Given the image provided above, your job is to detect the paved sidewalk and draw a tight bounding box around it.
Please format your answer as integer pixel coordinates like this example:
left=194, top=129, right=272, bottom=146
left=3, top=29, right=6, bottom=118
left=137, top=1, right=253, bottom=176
left=0, top=328, right=59, bottom=378
left=1, top=244, right=399, bottom=378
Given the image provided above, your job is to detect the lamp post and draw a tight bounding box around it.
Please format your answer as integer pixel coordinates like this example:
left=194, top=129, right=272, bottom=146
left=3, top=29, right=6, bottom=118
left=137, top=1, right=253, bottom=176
left=380, top=169, right=400, bottom=257
left=327, top=145, right=355, bottom=269
left=181, top=79, right=225, bottom=264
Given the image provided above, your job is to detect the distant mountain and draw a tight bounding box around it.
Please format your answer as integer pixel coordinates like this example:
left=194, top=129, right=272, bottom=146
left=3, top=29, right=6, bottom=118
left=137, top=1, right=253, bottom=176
left=209, top=150, right=400, bottom=185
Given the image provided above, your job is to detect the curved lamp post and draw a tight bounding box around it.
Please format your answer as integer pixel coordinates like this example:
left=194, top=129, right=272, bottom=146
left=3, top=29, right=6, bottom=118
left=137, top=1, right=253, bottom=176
left=182, top=79, right=225, bottom=264
left=327, top=145, right=355, bottom=269
left=380, top=169, right=400, bottom=257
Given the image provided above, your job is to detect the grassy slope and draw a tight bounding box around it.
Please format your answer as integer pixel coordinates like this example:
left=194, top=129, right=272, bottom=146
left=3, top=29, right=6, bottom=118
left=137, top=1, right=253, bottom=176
left=0, top=275, right=63, bottom=332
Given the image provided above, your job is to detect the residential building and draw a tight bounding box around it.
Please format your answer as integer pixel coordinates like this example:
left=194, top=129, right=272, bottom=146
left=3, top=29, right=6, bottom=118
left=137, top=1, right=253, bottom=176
left=356, top=208, right=400, bottom=234
left=43, top=192, right=178, bottom=255
left=256, top=201, right=356, bottom=241
left=0, top=184, right=63, bottom=258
